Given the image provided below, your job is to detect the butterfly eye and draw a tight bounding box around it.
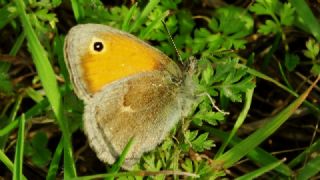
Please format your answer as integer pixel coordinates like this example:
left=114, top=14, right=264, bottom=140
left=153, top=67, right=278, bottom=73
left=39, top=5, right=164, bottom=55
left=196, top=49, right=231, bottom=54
left=93, top=41, right=104, bottom=52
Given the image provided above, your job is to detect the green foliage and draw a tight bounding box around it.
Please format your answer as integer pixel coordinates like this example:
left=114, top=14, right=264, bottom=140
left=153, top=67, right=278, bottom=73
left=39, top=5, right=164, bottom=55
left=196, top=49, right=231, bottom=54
left=259, top=20, right=278, bottom=35
left=119, top=138, right=176, bottom=179
left=0, top=70, right=13, bottom=94
left=193, top=106, right=225, bottom=126
left=280, top=3, right=295, bottom=26
left=0, top=2, right=18, bottom=29
left=303, top=39, right=320, bottom=75
left=181, top=158, right=224, bottom=179
left=25, top=0, right=59, bottom=39
left=24, top=131, right=52, bottom=167
left=303, top=39, right=320, bottom=60
left=311, top=64, right=320, bottom=75
left=198, top=58, right=255, bottom=103
left=181, top=130, right=214, bottom=152
left=78, top=1, right=132, bottom=27
left=189, top=6, right=254, bottom=57
left=250, top=0, right=295, bottom=34
left=209, top=6, right=253, bottom=49
left=250, top=0, right=319, bottom=77
left=250, top=0, right=281, bottom=15
left=285, top=53, right=300, bottom=72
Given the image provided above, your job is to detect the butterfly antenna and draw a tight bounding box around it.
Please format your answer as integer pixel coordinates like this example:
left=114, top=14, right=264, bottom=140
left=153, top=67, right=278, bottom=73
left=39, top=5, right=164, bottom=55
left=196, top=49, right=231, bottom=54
left=161, top=20, right=183, bottom=63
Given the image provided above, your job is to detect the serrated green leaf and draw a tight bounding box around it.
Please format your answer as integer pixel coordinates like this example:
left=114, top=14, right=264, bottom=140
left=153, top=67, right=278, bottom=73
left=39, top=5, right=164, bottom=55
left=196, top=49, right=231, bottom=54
left=189, top=132, right=214, bottom=152
left=303, top=39, right=320, bottom=60
left=258, top=20, right=279, bottom=35
left=186, top=130, right=198, bottom=141
left=216, top=6, right=253, bottom=37
left=193, top=28, right=217, bottom=53
left=203, top=64, right=214, bottom=85
left=193, top=111, right=224, bottom=126
left=142, top=153, right=162, bottom=171
left=212, top=59, right=255, bottom=102
left=181, top=158, right=193, bottom=172
left=280, top=3, right=295, bottom=26
left=285, top=53, right=300, bottom=71
left=177, top=10, right=195, bottom=35
left=249, top=0, right=280, bottom=16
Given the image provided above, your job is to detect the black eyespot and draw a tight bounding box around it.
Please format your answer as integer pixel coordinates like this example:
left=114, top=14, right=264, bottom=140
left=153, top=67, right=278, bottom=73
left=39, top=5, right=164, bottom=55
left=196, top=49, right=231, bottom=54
left=93, top=41, right=104, bottom=52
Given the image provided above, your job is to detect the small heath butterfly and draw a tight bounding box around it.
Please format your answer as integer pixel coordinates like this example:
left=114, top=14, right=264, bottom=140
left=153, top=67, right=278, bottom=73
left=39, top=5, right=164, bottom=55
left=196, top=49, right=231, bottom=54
left=64, top=24, right=197, bottom=169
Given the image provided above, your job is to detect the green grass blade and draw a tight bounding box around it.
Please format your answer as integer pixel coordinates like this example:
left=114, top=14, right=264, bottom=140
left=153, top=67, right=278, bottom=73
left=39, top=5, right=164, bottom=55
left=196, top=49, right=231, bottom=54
left=0, top=149, right=14, bottom=172
left=25, top=87, right=44, bottom=103
left=139, top=10, right=169, bottom=39
left=202, top=127, right=292, bottom=176
left=216, top=76, right=320, bottom=168
left=9, top=30, right=25, bottom=56
left=14, top=0, right=76, bottom=178
left=290, top=0, right=320, bottom=42
left=70, top=0, right=83, bottom=22
left=0, top=149, right=27, bottom=179
left=15, top=0, right=61, bottom=119
left=121, top=3, right=138, bottom=31
left=108, top=137, right=135, bottom=177
left=0, top=31, right=25, bottom=74
left=46, top=137, right=64, bottom=180
left=235, top=159, right=286, bottom=180
left=129, top=0, right=160, bottom=33
left=54, top=35, right=70, bottom=87
left=0, top=30, right=25, bottom=94
left=262, top=33, right=281, bottom=69
left=0, top=95, right=22, bottom=149
left=13, top=114, right=25, bottom=180
left=246, top=66, right=296, bottom=95
left=0, top=98, right=49, bottom=136
left=289, top=138, right=320, bottom=168
left=215, top=88, right=254, bottom=157
left=246, top=66, right=320, bottom=114
left=278, top=61, right=293, bottom=90
left=296, top=156, right=320, bottom=180
left=0, top=2, right=18, bottom=29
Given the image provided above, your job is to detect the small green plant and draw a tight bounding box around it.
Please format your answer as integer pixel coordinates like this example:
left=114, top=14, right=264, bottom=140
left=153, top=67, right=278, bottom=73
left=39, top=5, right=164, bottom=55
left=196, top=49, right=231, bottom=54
left=303, top=38, right=320, bottom=75
left=250, top=0, right=295, bottom=35
left=24, top=131, right=52, bottom=167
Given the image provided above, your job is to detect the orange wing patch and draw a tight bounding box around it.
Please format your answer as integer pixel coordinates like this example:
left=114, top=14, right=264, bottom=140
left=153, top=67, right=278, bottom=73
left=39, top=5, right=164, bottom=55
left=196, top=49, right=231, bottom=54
left=81, top=33, right=165, bottom=93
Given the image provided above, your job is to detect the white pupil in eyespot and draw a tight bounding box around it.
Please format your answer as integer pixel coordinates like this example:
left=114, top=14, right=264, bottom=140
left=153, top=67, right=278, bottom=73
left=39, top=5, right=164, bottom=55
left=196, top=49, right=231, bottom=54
left=93, top=41, right=103, bottom=52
